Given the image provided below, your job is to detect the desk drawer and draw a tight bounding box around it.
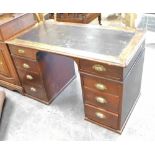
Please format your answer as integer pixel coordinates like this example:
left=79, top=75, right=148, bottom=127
left=9, top=45, right=38, bottom=60
left=17, top=68, right=43, bottom=87
left=81, top=74, right=122, bottom=96
left=79, top=59, right=123, bottom=80
left=23, top=83, right=48, bottom=101
left=84, top=87, right=120, bottom=114
left=12, top=55, right=40, bottom=73
left=85, top=104, right=118, bottom=129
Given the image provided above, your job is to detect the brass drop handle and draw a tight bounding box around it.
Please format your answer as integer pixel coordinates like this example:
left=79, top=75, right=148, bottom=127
left=95, top=112, right=106, bottom=119
left=26, top=75, right=33, bottom=80
left=18, top=49, right=25, bottom=54
left=96, top=96, right=107, bottom=104
left=95, top=83, right=107, bottom=91
left=0, top=61, right=3, bottom=65
left=23, top=63, right=30, bottom=69
left=92, top=64, right=106, bottom=72
left=30, top=87, right=36, bottom=92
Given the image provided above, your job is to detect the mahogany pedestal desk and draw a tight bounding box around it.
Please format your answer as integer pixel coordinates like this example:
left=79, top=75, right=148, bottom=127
left=6, top=21, right=145, bottom=133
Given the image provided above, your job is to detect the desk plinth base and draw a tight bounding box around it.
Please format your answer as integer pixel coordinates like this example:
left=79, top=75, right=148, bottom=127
left=0, top=79, right=23, bottom=94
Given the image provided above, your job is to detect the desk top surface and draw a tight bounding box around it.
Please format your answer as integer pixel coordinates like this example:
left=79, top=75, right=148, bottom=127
left=7, top=21, right=145, bottom=66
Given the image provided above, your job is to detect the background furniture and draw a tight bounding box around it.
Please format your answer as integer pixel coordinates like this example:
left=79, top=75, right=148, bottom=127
left=7, top=22, right=145, bottom=133
left=35, top=13, right=54, bottom=22
left=35, top=13, right=101, bottom=25
left=0, top=13, right=37, bottom=92
left=0, top=91, right=5, bottom=119
left=56, top=13, right=101, bottom=25
left=122, top=13, right=137, bottom=28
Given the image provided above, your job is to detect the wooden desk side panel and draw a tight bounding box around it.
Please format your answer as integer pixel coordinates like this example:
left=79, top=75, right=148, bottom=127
left=0, top=42, right=21, bottom=86
left=120, top=49, right=145, bottom=129
left=37, top=52, right=76, bottom=103
left=123, top=41, right=145, bottom=79
left=0, top=48, right=10, bottom=76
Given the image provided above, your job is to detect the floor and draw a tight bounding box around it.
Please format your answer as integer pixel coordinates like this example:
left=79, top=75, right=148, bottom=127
left=0, top=14, right=155, bottom=141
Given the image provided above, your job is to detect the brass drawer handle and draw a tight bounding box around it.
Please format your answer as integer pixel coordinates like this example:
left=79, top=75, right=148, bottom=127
left=96, top=96, right=107, bottom=104
left=30, top=87, right=36, bottom=92
left=92, top=64, right=106, bottom=72
left=0, top=61, right=3, bottom=65
left=26, top=75, right=33, bottom=80
left=95, top=112, right=106, bottom=119
left=95, top=83, right=107, bottom=91
left=18, top=49, right=25, bottom=54
left=23, top=63, right=30, bottom=69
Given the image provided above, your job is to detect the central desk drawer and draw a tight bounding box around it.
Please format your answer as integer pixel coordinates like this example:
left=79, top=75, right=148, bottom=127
left=84, top=87, right=120, bottom=114
left=79, top=59, right=123, bottom=80
left=85, top=104, right=118, bottom=129
left=17, top=68, right=43, bottom=87
left=81, top=74, right=122, bottom=96
left=9, top=45, right=38, bottom=60
left=12, top=55, right=40, bottom=73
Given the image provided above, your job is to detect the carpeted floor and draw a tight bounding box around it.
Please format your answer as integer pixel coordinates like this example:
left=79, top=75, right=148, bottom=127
left=0, top=14, right=155, bottom=141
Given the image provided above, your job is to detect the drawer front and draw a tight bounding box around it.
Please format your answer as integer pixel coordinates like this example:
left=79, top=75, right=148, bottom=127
left=79, top=59, right=123, bottom=80
left=12, top=55, right=40, bottom=73
left=81, top=74, right=122, bottom=96
left=17, top=68, right=43, bottom=87
left=85, top=104, right=118, bottom=129
left=23, top=83, right=48, bottom=101
left=84, top=87, right=120, bottom=114
left=9, top=45, right=38, bottom=60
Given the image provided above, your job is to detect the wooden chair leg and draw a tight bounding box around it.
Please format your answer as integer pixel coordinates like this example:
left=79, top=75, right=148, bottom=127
left=98, top=14, right=102, bottom=25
